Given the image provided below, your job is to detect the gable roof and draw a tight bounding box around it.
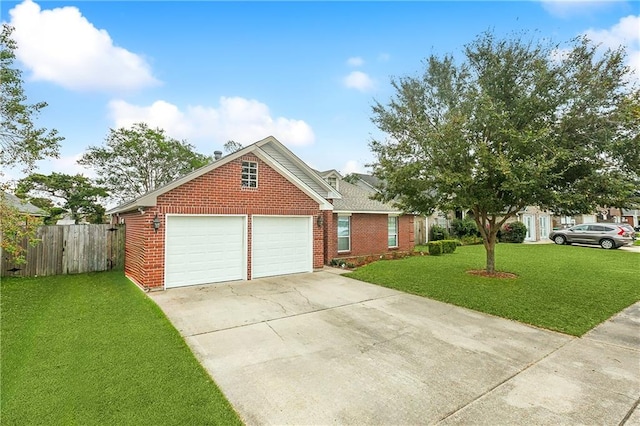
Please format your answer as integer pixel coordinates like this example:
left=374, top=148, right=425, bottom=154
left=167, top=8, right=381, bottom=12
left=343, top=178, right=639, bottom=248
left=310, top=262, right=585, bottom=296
left=2, top=192, right=46, bottom=216
left=332, top=179, right=401, bottom=214
left=348, top=173, right=382, bottom=193
left=107, top=136, right=340, bottom=215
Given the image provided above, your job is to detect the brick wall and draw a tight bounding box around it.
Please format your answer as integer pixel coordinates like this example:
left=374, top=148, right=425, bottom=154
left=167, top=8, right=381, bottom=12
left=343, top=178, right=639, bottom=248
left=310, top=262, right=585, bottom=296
left=331, top=213, right=414, bottom=259
left=121, top=155, right=323, bottom=289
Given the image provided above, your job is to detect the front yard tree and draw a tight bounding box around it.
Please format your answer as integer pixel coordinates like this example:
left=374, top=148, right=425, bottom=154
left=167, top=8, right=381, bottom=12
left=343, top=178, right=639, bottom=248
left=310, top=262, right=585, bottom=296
left=79, top=123, right=211, bottom=203
left=370, top=31, right=639, bottom=274
left=0, top=24, right=61, bottom=172
left=16, top=173, right=108, bottom=224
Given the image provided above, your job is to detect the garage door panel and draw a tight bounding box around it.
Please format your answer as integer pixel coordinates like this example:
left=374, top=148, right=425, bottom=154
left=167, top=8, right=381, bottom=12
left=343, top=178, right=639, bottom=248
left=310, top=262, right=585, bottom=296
left=252, top=216, right=312, bottom=279
left=165, top=216, right=245, bottom=288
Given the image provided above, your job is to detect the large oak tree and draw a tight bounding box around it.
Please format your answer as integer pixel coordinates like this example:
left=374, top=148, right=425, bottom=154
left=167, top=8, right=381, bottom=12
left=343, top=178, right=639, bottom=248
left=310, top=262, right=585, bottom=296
left=370, top=32, right=639, bottom=273
left=79, top=123, right=211, bottom=203
left=16, top=173, right=108, bottom=224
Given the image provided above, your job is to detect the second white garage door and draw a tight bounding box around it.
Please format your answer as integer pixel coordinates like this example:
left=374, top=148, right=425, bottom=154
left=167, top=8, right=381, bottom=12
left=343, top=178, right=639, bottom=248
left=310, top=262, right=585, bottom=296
left=165, top=215, right=245, bottom=288
left=252, top=216, right=313, bottom=279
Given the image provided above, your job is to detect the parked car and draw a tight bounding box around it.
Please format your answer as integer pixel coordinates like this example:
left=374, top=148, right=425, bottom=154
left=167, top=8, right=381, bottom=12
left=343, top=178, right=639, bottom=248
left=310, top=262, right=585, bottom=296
left=549, top=223, right=635, bottom=249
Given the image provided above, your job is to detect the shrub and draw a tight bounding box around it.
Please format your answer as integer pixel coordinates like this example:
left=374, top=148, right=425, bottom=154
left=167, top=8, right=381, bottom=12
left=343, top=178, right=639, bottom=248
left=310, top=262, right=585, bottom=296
left=451, top=218, right=478, bottom=238
left=442, top=239, right=458, bottom=254
left=429, top=224, right=450, bottom=241
left=460, top=235, right=483, bottom=245
left=500, top=221, right=527, bottom=243
left=427, top=241, right=443, bottom=255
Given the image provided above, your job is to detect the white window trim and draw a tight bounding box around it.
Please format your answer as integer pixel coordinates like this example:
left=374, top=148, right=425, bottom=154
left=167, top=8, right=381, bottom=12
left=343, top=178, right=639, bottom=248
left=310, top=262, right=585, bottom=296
left=337, top=215, right=351, bottom=253
left=388, top=215, right=399, bottom=248
left=241, top=161, right=258, bottom=188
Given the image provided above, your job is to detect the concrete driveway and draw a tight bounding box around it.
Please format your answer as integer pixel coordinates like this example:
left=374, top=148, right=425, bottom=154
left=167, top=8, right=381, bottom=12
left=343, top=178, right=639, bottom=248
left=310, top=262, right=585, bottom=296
left=150, top=271, right=639, bottom=425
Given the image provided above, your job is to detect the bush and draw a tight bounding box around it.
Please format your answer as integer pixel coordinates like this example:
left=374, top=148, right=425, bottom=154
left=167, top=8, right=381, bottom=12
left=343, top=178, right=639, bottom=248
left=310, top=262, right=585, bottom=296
left=451, top=218, right=478, bottom=238
left=429, top=224, right=450, bottom=241
left=500, top=221, right=527, bottom=243
left=442, top=239, right=458, bottom=254
left=427, top=241, right=443, bottom=255
left=460, top=235, right=483, bottom=245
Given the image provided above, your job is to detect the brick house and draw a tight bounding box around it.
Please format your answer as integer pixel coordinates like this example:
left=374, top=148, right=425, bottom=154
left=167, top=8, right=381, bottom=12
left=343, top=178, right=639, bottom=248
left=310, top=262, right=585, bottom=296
left=107, top=136, right=414, bottom=290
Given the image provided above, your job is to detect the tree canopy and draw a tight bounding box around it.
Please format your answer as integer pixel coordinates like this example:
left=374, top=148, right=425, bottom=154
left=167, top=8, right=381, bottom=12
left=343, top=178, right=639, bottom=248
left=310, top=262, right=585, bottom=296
left=370, top=31, right=639, bottom=273
left=16, top=173, right=108, bottom=224
left=78, top=123, right=211, bottom=203
left=1, top=24, right=62, bottom=265
left=0, top=24, right=62, bottom=172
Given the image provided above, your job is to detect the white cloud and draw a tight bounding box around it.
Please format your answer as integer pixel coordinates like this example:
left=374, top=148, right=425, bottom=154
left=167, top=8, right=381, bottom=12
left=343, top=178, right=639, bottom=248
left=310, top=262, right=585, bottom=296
left=583, top=15, right=640, bottom=79
left=539, top=0, right=619, bottom=18
left=1, top=153, right=95, bottom=185
left=343, top=71, right=376, bottom=92
left=583, top=15, right=640, bottom=49
left=341, top=160, right=364, bottom=175
left=8, top=0, right=159, bottom=92
left=41, top=154, right=96, bottom=178
left=347, top=56, right=364, bottom=67
left=108, top=97, right=315, bottom=147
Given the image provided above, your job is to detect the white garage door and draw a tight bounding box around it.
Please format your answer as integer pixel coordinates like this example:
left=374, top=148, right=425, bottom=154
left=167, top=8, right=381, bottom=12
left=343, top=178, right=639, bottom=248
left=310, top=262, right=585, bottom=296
left=252, top=216, right=313, bottom=279
left=165, top=215, right=245, bottom=288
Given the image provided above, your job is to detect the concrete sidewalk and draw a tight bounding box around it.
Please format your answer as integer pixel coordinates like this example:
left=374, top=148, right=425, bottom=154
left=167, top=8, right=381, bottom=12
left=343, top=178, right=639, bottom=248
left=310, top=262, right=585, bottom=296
left=150, top=272, right=639, bottom=425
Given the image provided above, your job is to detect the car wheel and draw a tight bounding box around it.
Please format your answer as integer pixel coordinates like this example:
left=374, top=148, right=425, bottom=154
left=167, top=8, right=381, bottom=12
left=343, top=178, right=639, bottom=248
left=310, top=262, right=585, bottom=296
left=553, top=235, right=566, bottom=245
left=600, top=239, right=615, bottom=250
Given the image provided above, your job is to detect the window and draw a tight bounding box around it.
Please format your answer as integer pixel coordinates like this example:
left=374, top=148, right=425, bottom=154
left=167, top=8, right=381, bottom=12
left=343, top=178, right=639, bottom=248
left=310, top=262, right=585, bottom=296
left=327, top=176, right=337, bottom=189
left=241, top=161, right=257, bottom=188
left=337, top=216, right=350, bottom=252
left=388, top=216, right=398, bottom=247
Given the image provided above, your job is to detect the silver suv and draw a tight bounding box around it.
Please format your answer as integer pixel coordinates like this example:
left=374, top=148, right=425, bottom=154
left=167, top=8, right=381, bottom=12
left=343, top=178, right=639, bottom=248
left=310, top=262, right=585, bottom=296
left=549, top=223, right=635, bottom=249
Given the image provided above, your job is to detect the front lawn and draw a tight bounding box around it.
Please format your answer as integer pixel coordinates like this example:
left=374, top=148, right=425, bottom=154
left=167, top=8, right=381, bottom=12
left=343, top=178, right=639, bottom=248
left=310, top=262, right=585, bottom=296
left=346, top=244, right=639, bottom=336
left=1, top=271, right=242, bottom=425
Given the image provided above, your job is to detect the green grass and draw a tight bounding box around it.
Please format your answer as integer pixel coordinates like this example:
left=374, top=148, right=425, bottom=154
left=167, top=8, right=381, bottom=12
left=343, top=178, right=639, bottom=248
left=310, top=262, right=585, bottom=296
left=347, top=244, right=640, bottom=336
left=634, top=239, right=640, bottom=246
left=1, top=271, right=242, bottom=426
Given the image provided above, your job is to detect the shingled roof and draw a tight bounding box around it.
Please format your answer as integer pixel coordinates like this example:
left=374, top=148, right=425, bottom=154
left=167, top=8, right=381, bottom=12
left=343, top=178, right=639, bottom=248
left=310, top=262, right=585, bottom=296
left=332, top=179, right=400, bottom=214
left=2, top=192, right=46, bottom=216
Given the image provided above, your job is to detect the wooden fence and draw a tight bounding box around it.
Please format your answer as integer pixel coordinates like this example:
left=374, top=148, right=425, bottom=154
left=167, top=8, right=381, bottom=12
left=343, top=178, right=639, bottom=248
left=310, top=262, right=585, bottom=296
left=414, top=216, right=427, bottom=245
left=1, top=224, right=125, bottom=278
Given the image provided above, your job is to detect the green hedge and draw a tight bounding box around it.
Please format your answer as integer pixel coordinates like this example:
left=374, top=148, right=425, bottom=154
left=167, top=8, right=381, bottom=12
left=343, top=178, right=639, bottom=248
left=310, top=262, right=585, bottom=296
left=442, top=240, right=458, bottom=254
left=427, top=241, right=443, bottom=255
left=428, top=240, right=458, bottom=255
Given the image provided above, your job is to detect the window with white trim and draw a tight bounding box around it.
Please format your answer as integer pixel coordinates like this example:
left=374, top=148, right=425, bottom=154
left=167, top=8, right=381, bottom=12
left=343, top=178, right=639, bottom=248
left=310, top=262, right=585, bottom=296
left=241, top=161, right=258, bottom=188
left=388, top=216, right=398, bottom=247
left=337, top=216, right=350, bottom=252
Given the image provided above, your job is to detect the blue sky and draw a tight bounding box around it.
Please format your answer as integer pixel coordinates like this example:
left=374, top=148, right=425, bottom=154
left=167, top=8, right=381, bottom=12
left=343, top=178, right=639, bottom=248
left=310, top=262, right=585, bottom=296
left=2, top=0, right=638, bottom=183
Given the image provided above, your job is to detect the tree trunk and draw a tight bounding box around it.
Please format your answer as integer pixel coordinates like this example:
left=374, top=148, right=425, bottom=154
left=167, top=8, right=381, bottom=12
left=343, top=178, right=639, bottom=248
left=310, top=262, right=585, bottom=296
left=485, top=238, right=496, bottom=274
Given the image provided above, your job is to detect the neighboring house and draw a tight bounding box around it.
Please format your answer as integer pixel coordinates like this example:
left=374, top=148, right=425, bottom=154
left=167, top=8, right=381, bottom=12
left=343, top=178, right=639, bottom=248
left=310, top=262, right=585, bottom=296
left=552, top=207, right=636, bottom=230
left=107, top=136, right=415, bottom=290
left=621, top=209, right=640, bottom=228
left=56, top=214, right=76, bottom=225
left=2, top=192, right=46, bottom=217
left=503, top=206, right=552, bottom=242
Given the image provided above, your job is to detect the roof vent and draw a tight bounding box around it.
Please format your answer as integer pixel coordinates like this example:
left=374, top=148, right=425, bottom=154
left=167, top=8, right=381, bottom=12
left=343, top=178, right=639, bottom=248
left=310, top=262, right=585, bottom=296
left=213, top=150, right=223, bottom=160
